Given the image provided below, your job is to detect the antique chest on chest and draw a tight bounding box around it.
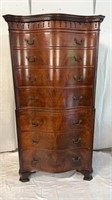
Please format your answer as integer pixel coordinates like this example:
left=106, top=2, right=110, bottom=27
left=3, top=13, right=104, bottom=181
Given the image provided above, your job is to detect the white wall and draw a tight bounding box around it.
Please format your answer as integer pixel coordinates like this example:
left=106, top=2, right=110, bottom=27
left=0, top=0, right=30, bottom=152
left=0, top=0, right=112, bottom=152
left=31, top=0, right=93, bottom=15
left=93, top=0, right=112, bottom=149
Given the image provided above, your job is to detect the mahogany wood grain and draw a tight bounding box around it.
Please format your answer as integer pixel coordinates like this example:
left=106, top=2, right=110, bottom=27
left=15, top=67, right=95, bottom=87
left=21, top=148, right=91, bottom=173
left=16, top=87, right=93, bottom=108
left=11, top=31, right=98, bottom=48
left=17, top=108, right=94, bottom=133
left=19, top=130, right=93, bottom=150
left=13, top=49, right=96, bottom=67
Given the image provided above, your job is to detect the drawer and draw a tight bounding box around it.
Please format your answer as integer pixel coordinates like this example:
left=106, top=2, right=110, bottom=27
left=11, top=31, right=98, bottom=48
left=13, top=49, right=96, bottom=67
left=17, top=87, right=93, bottom=109
left=19, top=129, right=93, bottom=150
left=17, top=108, right=94, bottom=132
left=20, top=148, right=91, bottom=172
left=15, top=67, right=94, bottom=87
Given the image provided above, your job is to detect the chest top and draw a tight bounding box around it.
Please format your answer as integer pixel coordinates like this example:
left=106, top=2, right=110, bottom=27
left=3, top=13, right=104, bottom=31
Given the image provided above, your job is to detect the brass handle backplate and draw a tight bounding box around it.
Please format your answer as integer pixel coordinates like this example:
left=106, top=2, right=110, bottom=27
left=74, top=38, right=84, bottom=46
left=32, top=138, right=39, bottom=144
left=72, top=156, right=81, bottom=163
left=29, top=120, right=41, bottom=127
left=31, top=157, right=39, bottom=167
left=25, top=38, right=35, bottom=45
left=26, top=56, right=36, bottom=62
left=74, top=76, right=83, bottom=82
left=72, top=137, right=81, bottom=144
left=74, top=55, right=83, bottom=62
left=27, top=76, right=37, bottom=82
left=73, top=96, right=83, bottom=101
left=72, top=119, right=82, bottom=126
left=28, top=96, right=39, bottom=102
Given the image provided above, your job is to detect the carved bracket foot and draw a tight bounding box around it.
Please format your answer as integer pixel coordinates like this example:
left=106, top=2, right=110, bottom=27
left=83, top=171, right=93, bottom=181
left=77, top=169, right=93, bottom=181
left=19, top=170, right=35, bottom=182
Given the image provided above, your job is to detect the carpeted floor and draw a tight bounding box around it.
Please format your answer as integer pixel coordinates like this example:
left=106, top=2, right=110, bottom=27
left=0, top=150, right=112, bottom=200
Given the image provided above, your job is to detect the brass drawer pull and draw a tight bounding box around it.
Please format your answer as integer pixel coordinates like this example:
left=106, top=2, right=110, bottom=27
left=32, top=138, right=39, bottom=144
left=31, top=157, right=39, bottom=166
left=31, top=121, right=41, bottom=127
left=74, top=76, right=83, bottom=82
left=27, top=76, right=37, bottom=82
left=26, top=56, right=36, bottom=62
left=72, top=137, right=81, bottom=144
left=73, top=96, right=83, bottom=101
left=25, top=38, right=35, bottom=45
left=28, top=96, right=39, bottom=102
left=73, top=119, right=82, bottom=126
left=74, top=55, right=83, bottom=62
left=74, top=38, right=84, bottom=46
left=72, top=156, right=81, bottom=163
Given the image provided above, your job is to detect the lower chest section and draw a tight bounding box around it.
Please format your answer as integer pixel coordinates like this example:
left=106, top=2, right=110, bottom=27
left=17, top=108, right=94, bottom=172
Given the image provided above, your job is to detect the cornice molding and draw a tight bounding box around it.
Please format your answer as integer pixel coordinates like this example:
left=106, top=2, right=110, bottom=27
left=3, top=13, right=105, bottom=23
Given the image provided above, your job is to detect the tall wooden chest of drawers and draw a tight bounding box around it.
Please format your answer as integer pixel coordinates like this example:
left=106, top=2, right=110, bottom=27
left=3, top=13, right=104, bottom=181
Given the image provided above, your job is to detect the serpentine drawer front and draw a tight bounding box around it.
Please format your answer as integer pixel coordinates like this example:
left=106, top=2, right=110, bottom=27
left=11, top=32, right=98, bottom=48
left=13, top=49, right=96, bottom=67
left=16, top=68, right=94, bottom=87
left=3, top=13, right=104, bottom=182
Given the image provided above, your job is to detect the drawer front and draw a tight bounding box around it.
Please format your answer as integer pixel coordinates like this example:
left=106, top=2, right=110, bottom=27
left=13, top=49, right=96, bottom=67
left=19, top=130, right=93, bottom=150
left=17, top=108, right=94, bottom=132
left=17, top=87, right=93, bottom=108
left=16, top=67, right=94, bottom=87
left=11, top=32, right=97, bottom=48
left=21, top=149, right=91, bottom=172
